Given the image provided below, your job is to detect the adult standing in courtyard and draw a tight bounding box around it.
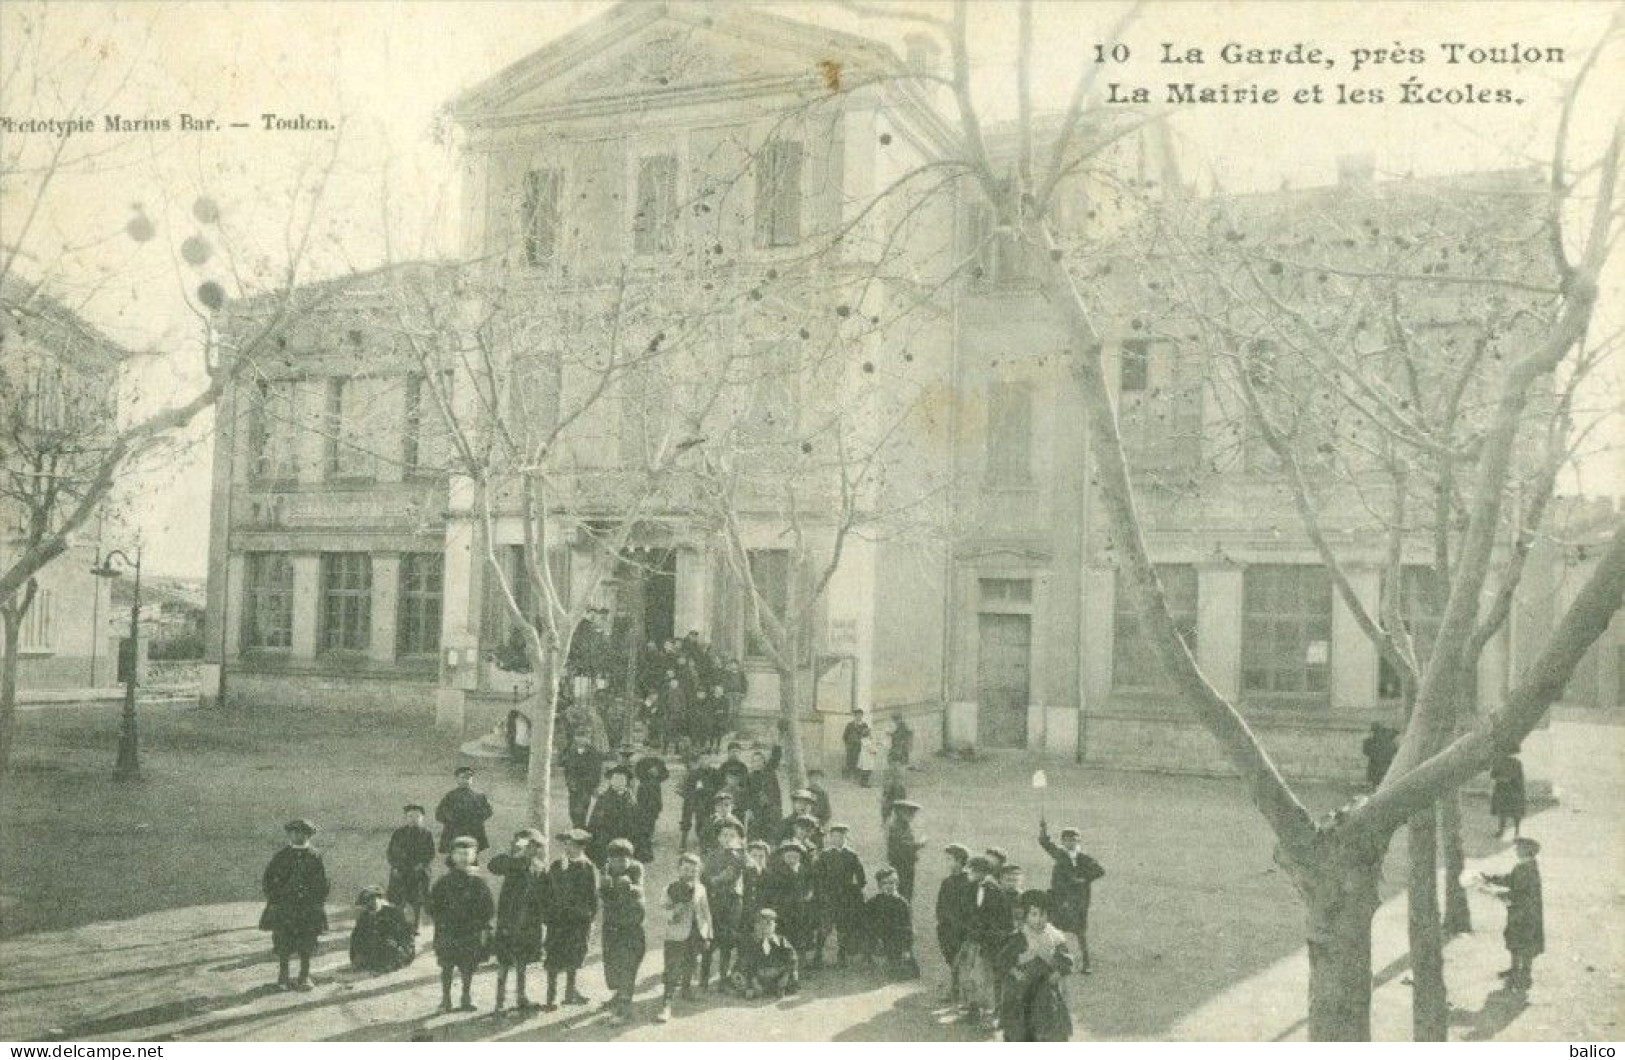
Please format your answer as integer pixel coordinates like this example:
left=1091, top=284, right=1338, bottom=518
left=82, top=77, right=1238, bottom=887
left=435, top=766, right=494, bottom=853
left=1491, top=748, right=1527, bottom=839
left=564, top=734, right=605, bottom=831
left=260, top=818, right=330, bottom=992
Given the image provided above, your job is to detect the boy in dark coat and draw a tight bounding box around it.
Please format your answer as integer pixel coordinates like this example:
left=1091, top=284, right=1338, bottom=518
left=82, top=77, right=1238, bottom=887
left=260, top=818, right=330, bottom=991
left=587, top=766, right=640, bottom=864
left=733, top=908, right=800, bottom=998
left=1361, top=723, right=1398, bottom=789
left=841, top=710, right=868, bottom=778
left=350, top=886, right=415, bottom=973
left=954, top=855, right=1008, bottom=1029
left=805, top=768, right=834, bottom=827
left=718, top=742, right=751, bottom=795
left=776, top=790, right=826, bottom=849
left=487, top=828, right=548, bottom=1014
left=633, top=751, right=670, bottom=862
left=1037, top=821, right=1105, bottom=973
left=427, top=836, right=494, bottom=1012
left=599, top=838, right=646, bottom=1024
left=866, top=866, right=919, bottom=979
left=742, top=839, right=771, bottom=922
left=744, top=745, right=784, bottom=840
left=937, top=844, right=975, bottom=998
left=761, top=841, right=815, bottom=959
left=701, top=791, right=747, bottom=855
left=563, top=736, right=605, bottom=830
left=1491, top=750, right=1527, bottom=839
left=435, top=767, right=494, bottom=853
left=678, top=748, right=720, bottom=852
left=1483, top=836, right=1544, bottom=991
left=885, top=800, right=926, bottom=900
left=386, top=804, right=436, bottom=932
left=809, top=823, right=865, bottom=968
left=700, top=821, right=748, bottom=989
left=544, top=828, right=599, bottom=1009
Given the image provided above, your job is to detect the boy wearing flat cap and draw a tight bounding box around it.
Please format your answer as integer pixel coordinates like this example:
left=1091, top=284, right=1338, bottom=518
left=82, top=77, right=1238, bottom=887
left=885, top=800, right=926, bottom=900
left=599, top=837, right=646, bottom=1023
left=260, top=819, right=330, bottom=991
left=701, top=791, right=746, bottom=855
left=428, top=836, right=494, bottom=1012
left=544, top=828, right=599, bottom=1009
left=349, top=886, right=415, bottom=973
left=387, top=804, right=436, bottom=932
left=810, top=823, right=866, bottom=969
left=776, top=790, right=825, bottom=850
left=435, top=767, right=494, bottom=854
left=1038, top=820, right=1105, bottom=974
left=658, top=852, right=713, bottom=1022
left=1482, top=836, right=1544, bottom=991
left=761, top=840, right=816, bottom=960
left=937, top=844, right=975, bottom=999
left=866, top=866, right=919, bottom=979
left=700, top=820, right=748, bottom=990
left=732, top=908, right=800, bottom=998
left=586, top=766, right=639, bottom=864
left=488, top=828, right=549, bottom=1014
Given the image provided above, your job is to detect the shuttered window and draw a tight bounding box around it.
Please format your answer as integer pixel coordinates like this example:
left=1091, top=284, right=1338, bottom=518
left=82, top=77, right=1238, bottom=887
left=523, top=168, right=562, bottom=267
left=754, top=140, right=803, bottom=248
left=633, top=154, right=678, bottom=254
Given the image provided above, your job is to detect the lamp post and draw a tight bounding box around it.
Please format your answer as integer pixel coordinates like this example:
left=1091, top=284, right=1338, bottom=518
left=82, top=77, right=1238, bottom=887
left=91, top=547, right=142, bottom=780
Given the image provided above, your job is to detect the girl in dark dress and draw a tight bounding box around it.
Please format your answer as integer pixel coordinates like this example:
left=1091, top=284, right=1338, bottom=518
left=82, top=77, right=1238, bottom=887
left=487, top=829, right=549, bottom=1014
left=259, top=819, right=330, bottom=991
left=428, top=837, right=495, bottom=1013
left=998, top=891, right=1075, bottom=1042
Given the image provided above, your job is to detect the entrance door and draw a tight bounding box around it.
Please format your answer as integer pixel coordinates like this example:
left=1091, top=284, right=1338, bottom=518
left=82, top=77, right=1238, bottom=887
left=978, top=613, right=1031, bottom=748
left=641, top=550, right=677, bottom=648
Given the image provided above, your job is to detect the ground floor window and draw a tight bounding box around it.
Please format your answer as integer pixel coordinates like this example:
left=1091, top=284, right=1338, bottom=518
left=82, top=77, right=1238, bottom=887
left=1113, top=565, right=1197, bottom=690
left=397, top=552, right=443, bottom=657
left=319, top=552, right=371, bottom=654
left=1241, top=564, right=1332, bottom=702
left=18, top=587, right=54, bottom=651
left=242, top=552, right=293, bottom=651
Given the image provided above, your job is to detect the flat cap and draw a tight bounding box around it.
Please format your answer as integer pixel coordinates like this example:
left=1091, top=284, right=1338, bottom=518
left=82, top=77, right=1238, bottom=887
left=1059, top=827, right=1080, bottom=839
left=777, top=839, right=806, bottom=854
left=827, top=822, right=851, bottom=833
left=450, top=836, right=480, bottom=851
left=356, top=885, right=385, bottom=904
left=756, top=907, right=779, bottom=920
left=557, top=828, right=592, bottom=843
left=944, top=843, right=970, bottom=859
left=892, top=799, right=921, bottom=812
left=403, top=803, right=427, bottom=814
left=454, top=765, right=475, bottom=777
left=791, top=789, right=816, bottom=802
left=284, top=818, right=317, bottom=835
left=514, top=827, right=545, bottom=845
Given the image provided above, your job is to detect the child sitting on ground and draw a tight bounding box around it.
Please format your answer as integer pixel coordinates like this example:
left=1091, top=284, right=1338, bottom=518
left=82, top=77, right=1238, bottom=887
left=349, top=886, right=415, bottom=973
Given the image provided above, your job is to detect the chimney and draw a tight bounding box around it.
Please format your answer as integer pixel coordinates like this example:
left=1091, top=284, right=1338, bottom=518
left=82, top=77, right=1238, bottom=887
left=1337, top=153, right=1375, bottom=186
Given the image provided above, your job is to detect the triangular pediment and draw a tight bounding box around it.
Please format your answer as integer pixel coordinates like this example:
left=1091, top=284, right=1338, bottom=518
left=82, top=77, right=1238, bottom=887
left=447, top=1, right=899, bottom=122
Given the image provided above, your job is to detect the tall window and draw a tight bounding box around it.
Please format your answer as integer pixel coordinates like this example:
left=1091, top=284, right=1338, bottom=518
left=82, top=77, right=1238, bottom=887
left=247, top=379, right=300, bottom=483
left=18, top=588, right=53, bottom=651
left=323, top=377, right=374, bottom=481
left=242, top=552, right=294, bottom=651
left=1120, top=340, right=1203, bottom=474
left=985, top=380, right=1034, bottom=484
left=619, top=363, right=673, bottom=467
left=319, top=552, right=371, bottom=654
left=1378, top=565, right=1447, bottom=700
left=397, top=553, right=444, bottom=657
left=633, top=154, right=678, bottom=254
left=1242, top=565, right=1333, bottom=702
left=754, top=140, right=803, bottom=248
left=403, top=371, right=454, bottom=475
left=745, top=548, right=792, bottom=660
left=522, top=168, right=562, bottom=267
left=1119, top=340, right=1151, bottom=393
left=1113, top=565, right=1198, bottom=689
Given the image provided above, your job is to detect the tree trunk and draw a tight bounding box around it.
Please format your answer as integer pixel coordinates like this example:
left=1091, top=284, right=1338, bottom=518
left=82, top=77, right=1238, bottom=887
left=1439, top=791, right=1472, bottom=934
left=0, top=610, right=20, bottom=777
left=526, top=646, right=561, bottom=850
left=777, top=665, right=809, bottom=791
left=1304, top=856, right=1382, bottom=1041
left=1407, top=809, right=1449, bottom=1040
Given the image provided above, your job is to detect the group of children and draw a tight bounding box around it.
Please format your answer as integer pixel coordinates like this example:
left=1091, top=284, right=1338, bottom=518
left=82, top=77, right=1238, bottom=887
left=256, top=725, right=1125, bottom=1044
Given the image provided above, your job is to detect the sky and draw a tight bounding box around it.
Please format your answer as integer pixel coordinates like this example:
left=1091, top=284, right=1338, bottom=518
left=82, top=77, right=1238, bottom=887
left=2, top=0, right=1619, bottom=576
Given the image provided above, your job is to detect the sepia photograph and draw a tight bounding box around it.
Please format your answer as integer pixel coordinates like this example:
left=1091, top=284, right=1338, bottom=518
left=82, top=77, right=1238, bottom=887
left=1, top=0, right=1621, bottom=1047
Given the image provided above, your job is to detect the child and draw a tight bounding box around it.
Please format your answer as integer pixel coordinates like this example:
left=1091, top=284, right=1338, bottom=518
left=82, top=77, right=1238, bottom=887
left=677, top=747, right=720, bottom=852
left=1038, top=821, right=1105, bottom=973
left=427, top=836, right=494, bottom=1013
left=998, top=890, right=1075, bottom=1041
left=761, top=841, right=815, bottom=960
left=884, top=800, right=925, bottom=900
left=599, top=837, right=647, bottom=1024
left=953, top=854, right=1005, bottom=1030
left=488, top=828, right=548, bottom=1015
left=587, top=766, right=639, bottom=864
left=866, top=866, right=919, bottom=979
left=544, top=828, right=599, bottom=1009
left=742, top=839, right=771, bottom=922
left=657, top=852, right=713, bottom=1023
left=1482, top=836, right=1544, bottom=991
left=804, top=768, right=833, bottom=827
left=1490, top=750, right=1527, bottom=839
left=700, top=821, right=747, bottom=989
left=632, top=751, right=670, bottom=863
left=879, top=764, right=907, bottom=825
left=733, top=908, right=799, bottom=998
left=259, top=818, right=330, bottom=991
left=937, top=844, right=975, bottom=999
left=386, top=804, right=436, bottom=932
left=349, top=886, right=415, bottom=973
left=810, top=823, right=865, bottom=968
left=435, top=766, right=494, bottom=852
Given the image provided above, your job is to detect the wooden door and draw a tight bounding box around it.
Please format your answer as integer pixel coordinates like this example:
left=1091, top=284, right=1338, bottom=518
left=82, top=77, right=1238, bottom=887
left=978, top=613, right=1031, bottom=748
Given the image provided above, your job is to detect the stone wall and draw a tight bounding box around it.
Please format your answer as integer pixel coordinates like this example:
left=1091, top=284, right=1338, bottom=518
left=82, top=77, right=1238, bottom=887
left=225, top=669, right=438, bottom=718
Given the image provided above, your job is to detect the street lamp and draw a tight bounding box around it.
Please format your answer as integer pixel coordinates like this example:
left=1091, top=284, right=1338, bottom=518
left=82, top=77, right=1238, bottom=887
left=91, top=547, right=142, bottom=780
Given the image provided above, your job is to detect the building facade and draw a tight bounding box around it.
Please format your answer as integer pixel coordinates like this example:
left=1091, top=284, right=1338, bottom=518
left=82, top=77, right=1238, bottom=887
left=200, top=2, right=1608, bottom=783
